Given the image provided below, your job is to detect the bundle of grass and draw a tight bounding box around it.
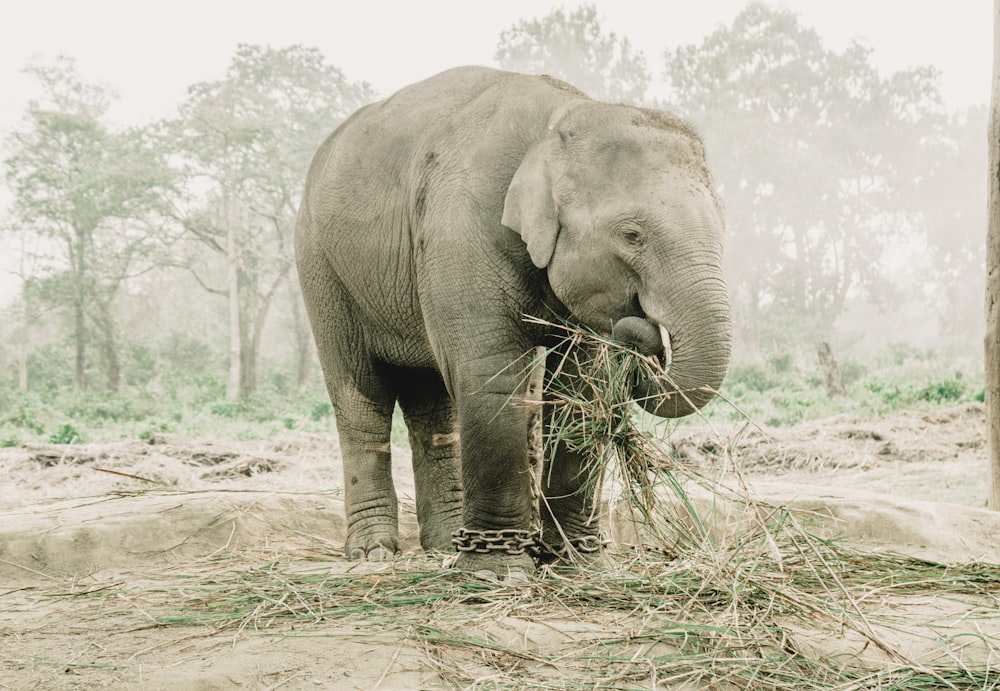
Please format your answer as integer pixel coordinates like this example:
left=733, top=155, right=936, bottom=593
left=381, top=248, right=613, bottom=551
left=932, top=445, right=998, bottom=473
left=525, top=314, right=738, bottom=558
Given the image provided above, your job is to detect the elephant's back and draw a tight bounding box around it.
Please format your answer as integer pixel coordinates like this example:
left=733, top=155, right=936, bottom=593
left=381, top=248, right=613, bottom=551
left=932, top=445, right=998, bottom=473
left=294, top=67, right=582, bottom=368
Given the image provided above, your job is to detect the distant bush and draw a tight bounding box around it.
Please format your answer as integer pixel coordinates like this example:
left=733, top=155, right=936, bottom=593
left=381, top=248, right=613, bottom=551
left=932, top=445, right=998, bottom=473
left=838, top=359, right=868, bottom=387
left=210, top=401, right=241, bottom=418
left=26, top=343, right=75, bottom=392
left=64, top=392, right=154, bottom=424
left=768, top=354, right=794, bottom=374
left=4, top=393, right=47, bottom=434
left=310, top=400, right=333, bottom=421
left=865, top=378, right=906, bottom=406
left=884, top=342, right=933, bottom=366
left=726, top=363, right=777, bottom=393
left=159, top=331, right=213, bottom=379
left=917, top=379, right=965, bottom=403
left=123, top=344, right=158, bottom=388
left=49, top=423, right=84, bottom=444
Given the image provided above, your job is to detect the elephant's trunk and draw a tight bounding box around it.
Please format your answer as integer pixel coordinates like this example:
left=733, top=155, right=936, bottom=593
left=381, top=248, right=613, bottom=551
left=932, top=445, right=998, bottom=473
left=612, top=278, right=732, bottom=418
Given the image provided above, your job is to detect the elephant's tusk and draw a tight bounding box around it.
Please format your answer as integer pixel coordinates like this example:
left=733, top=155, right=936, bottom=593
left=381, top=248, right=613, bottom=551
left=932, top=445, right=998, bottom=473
left=659, top=324, right=673, bottom=368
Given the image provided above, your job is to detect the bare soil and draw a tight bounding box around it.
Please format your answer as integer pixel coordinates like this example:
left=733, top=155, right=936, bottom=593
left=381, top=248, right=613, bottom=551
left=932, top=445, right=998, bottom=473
left=1, top=403, right=998, bottom=689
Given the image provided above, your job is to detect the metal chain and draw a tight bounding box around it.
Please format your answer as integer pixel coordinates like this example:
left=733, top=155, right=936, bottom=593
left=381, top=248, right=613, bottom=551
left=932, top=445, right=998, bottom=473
left=451, top=528, right=541, bottom=556
left=547, top=532, right=611, bottom=557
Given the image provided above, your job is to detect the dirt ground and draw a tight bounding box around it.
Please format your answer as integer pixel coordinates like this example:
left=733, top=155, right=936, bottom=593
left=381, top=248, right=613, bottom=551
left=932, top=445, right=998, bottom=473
left=1, top=403, right=999, bottom=689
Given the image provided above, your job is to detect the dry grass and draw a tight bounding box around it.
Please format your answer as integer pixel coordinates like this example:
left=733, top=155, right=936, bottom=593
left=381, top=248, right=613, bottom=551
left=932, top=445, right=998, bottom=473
left=41, top=320, right=1000, bottom=689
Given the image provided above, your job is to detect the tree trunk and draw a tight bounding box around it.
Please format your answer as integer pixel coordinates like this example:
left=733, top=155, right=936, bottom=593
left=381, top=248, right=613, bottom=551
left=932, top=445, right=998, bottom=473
left=225, top=191, right=242, bottom=401
left=240, top=266, right=291, bottom=397
left=816, top=341, right=846, bottom=398
left=240, top=326, right=256, bottom=398
left=986, top=0, right=1000, bottom=511
left=72, top=223, right=90, bottom=391
left=290, top=277, right=312, bottom=392
left=96, top=303, right=121, bottom=392
left=18, top=304, right=29, bottom=392
left=73, top=295, right=86, bottom=390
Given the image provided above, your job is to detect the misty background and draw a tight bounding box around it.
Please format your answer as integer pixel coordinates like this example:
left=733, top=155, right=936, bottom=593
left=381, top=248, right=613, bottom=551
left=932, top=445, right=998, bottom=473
left=0, top=2, right=990, bottom=440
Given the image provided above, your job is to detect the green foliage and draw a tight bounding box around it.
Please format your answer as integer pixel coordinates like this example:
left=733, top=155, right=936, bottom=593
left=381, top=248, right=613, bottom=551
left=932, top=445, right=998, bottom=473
left=699, top=345, right=984, bottom=427
left=159, top=331, right=213, bottom=377
left=122, top=344, right=158, bottom=388
left=310, top=400, right=333, bottom=421
left=725, top=363, right=777, bottom=393
left=3, top=56, right=174, bottom=392
left=838, top=358, right=868, bottom=387
left=49, top=423, right=84, bottom=445
left=916, top=379, right=965, bottom=403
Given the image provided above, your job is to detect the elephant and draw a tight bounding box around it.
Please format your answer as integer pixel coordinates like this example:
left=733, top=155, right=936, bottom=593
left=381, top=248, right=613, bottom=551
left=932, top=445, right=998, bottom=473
left=295, top=66, right=732, bottom=578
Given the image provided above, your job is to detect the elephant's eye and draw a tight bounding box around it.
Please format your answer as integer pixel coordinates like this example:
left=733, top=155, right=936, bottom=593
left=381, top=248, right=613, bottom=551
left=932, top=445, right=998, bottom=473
left=619, top=226, right=644, bottom=246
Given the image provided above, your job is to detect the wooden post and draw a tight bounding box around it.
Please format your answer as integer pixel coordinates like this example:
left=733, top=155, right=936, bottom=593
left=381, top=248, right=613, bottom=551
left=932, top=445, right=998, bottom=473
left=987, top=0, right=1000, bottom=510
left=525, top=346, right=547, bottom=531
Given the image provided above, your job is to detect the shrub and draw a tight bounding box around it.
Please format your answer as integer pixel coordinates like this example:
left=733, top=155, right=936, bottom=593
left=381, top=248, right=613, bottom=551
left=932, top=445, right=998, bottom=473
left=917, top=379, right=965, bottom=403
left=5, top=394, right=47, bottom=434
left=123, top=344, right=158, bottom=387
left=768, top=354, right=794, bottom=374
left=210, top=401, right=241, bottom=418
left=725, top=363, right=776, bottom=393
left=159, top=331, right=213, bottom=379
left=838, top=359, right=868, bottom=387
left=49, top=423, right=84, bottom=444
left=310, top=400, right=333, bottom=421
left=866, top=378, right=905, bottom=406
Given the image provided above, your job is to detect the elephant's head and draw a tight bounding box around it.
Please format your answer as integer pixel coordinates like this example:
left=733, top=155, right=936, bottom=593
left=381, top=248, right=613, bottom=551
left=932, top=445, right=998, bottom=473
left=501, top=100, right=732, bottom=418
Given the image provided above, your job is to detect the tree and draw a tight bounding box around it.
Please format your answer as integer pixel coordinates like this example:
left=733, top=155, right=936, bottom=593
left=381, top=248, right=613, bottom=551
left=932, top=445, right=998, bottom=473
left=496, top=4, right=650, bottom=104
left=3, top=57, right=172, bottom=391
left=917, top=107, right=988, bottom=343
left=169, top=45, right=376, bottom=399
left=987, top=0, right=1000, bottom=511
left=665, top=3, right=945, bottom=358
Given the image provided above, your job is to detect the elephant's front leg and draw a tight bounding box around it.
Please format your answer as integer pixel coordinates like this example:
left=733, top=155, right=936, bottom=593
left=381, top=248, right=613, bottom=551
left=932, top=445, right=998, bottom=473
left=452, top=354, right=538, bottom=577
left=539, top=432, right=607, bottom=564
left=538, top=349, right=607, bottom=564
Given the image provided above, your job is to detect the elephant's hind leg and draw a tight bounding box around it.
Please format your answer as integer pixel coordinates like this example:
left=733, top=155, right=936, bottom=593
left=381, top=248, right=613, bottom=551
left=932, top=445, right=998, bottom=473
left=334, top=373, right=399, bottom=560
left=397, top=370, right=463, bottom=552
left=298, top=255, right=400, bottom=561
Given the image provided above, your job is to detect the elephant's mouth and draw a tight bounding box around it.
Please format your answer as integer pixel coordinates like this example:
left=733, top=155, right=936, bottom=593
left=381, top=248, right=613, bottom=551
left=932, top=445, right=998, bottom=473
left=611, top=314, right=669, bottom=363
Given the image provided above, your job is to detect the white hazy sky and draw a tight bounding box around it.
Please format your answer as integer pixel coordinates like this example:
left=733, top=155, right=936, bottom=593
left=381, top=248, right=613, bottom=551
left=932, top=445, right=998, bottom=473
left=0, top=0, right=993, bottom=302
left=0, top=1, right=992, bottom=130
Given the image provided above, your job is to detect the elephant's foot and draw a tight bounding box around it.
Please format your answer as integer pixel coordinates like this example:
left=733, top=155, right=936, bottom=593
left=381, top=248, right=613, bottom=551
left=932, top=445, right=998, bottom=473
left=547, top=548, right=614, bottom=572
left=418, top=511, right=464, bottom=554
left=449, top=527, right=539, bottom=581
left=537, top=531, right=611, bottom=569
left=345, top=527, right=399, bottom=561
left=452, top=550, right=535, bottom=583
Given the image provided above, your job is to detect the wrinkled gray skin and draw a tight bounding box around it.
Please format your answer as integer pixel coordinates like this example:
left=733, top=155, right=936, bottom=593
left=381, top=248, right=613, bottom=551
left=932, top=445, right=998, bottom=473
left=295, top=67, right=732, bottom=576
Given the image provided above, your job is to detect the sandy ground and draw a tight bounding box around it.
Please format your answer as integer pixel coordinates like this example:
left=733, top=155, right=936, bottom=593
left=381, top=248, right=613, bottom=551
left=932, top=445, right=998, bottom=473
left=1, top=403, right=999, bottom=689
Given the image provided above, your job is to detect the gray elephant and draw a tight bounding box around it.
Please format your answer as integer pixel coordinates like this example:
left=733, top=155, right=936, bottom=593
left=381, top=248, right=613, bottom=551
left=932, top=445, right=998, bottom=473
left=295, top=66, right=732, bottom=577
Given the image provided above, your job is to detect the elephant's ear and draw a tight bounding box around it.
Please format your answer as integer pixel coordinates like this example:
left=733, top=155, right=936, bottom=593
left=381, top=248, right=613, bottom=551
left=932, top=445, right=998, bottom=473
left=502, top=100, right=582, bottom=269
left=501, top=134, right=560, bottom=268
